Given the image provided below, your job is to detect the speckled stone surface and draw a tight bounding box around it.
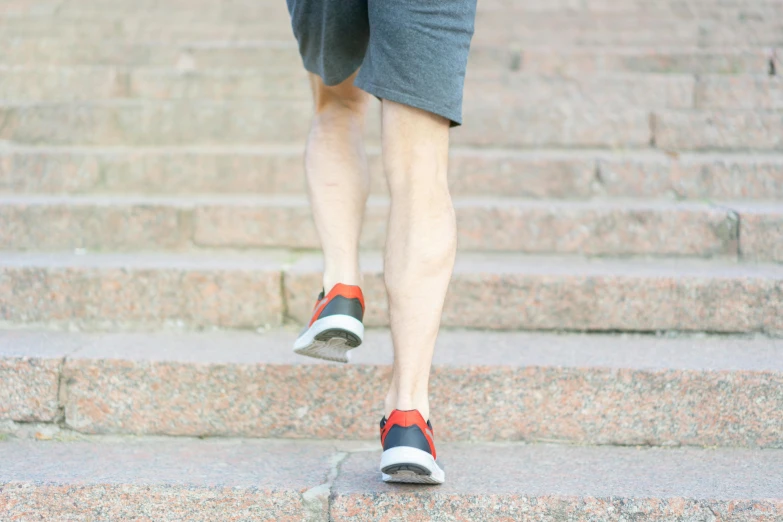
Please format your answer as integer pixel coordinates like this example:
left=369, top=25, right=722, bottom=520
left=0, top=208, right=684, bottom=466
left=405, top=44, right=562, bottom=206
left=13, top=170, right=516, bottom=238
left=0, top=147, right=102, bottom=193
left=2, top=438, right=781, bottom=521
left=0, top=437, right=338, bottom=521
left=447, top=149, right=596, bottom=199
left=0, top=196, right=192, bottom=250
left=0, top=65, right=124, bottom=101
left=655, top=110, right=783, bottom=151
left=285, top=253, right=783, bottom=333
left=0, top=251, right=284, bottom=330
left=519, top=48, right=770, bottom=75
left=597, top=153, right=783, bottom=199
left=129, top=68, right=312, bottom=101
left=6, top=147, right=782, bottom=200
left=0, top=331, right=86, bottom=422
left=332, top=444, right=783, bottom=521
left=0, top=360, right=60, bottom=421
left=696, top=75, right=783, bottom=110
left=0, top=146, right=595, bottom=199
left=4, top=196, right=780, bottom=258
left=192, top=197, right=738, bottom=256
left=457, top=105, right=650, bottom=148
left=19, top=329, right=778, bottom=446
left=0, top=100, right=314, bottom=146
left=737, top=204, right=783, bottom=262
left=0, top=96, right=650, bottom=148
left=464, top=73, right=695, bottom=110
left=452, top=199, right=737, bottom=256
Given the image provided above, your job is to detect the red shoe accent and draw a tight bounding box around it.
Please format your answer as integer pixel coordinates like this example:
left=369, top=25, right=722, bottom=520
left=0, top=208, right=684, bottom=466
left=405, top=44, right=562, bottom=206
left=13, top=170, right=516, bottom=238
left=380, top=410, right=436, bottom=459
left=308, top=284, right=365, bottom=327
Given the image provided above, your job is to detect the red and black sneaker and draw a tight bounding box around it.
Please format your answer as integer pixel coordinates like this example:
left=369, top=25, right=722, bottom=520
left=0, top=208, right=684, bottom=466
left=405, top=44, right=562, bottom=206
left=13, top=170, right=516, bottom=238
left=379, top=409, right=444, bottom=484
left=293, top=283, right=365, bottom=363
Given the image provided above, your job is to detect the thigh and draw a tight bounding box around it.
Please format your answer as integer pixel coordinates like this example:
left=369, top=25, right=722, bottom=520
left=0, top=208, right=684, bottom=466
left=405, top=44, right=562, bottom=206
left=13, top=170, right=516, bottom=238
left=287, top=0, right=370, bottom=86
left=356, top=0, right=477, bottom=126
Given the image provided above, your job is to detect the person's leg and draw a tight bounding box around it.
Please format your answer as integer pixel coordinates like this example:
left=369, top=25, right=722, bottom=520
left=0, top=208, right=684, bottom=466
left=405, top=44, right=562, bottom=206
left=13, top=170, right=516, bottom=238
left=292, top=71, right=370, bottom=363
left=305, top=70, right=369, bottom=292
left=381, top=101, right=456, bottom=422
left=286, top=0, right=372, bottom=362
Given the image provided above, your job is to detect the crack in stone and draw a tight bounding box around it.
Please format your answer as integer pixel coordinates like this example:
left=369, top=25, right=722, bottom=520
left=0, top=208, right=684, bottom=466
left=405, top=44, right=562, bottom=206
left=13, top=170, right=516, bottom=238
left=55, top=355, right=68, bottom=426
left=301, top=451, right=348, bottom=522
left=279, top=270, right=291, bottom=324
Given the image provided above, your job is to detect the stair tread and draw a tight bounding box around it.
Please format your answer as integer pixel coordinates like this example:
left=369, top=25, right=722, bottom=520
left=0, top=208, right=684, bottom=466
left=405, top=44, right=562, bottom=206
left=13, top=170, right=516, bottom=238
left=5, top=192, right=781, bottom=208
left=1, top=249, right=781, bottom=276
left=1, top=438, right=781, bottom=504
left=3, top=327, right=781, bottom=446
left=2, top=328, right=782, bottom=371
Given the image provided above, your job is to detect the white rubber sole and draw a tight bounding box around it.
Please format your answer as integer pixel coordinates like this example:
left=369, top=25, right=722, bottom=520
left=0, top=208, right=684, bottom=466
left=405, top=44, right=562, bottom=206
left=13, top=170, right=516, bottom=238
left=380, top=446, right=445, bottom=485
left=293, top=315, right=364, bottom=363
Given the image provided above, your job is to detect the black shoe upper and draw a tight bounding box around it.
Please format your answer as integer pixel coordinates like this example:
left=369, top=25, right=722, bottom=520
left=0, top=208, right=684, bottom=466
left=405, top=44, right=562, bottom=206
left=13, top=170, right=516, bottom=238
left=319, top=295, right=364, bottom=322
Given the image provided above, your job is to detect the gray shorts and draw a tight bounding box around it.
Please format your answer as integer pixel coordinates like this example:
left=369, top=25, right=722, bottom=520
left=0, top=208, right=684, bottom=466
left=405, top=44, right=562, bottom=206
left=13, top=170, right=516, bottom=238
left=286, top=0, right=477, bottom=126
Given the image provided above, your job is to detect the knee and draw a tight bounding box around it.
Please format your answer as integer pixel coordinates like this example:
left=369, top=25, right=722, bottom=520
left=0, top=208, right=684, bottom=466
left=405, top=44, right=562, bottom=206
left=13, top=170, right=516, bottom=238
left=310, top=72, right=368, bottom=119
left=386, top=146, right=449, bottom=201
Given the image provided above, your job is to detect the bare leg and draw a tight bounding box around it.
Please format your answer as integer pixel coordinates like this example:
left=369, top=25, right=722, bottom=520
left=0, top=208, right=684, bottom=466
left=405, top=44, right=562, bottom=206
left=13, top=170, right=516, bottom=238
left=382, top=101, right=456, bottom=421
left=305, top=71, right=370, bottom=292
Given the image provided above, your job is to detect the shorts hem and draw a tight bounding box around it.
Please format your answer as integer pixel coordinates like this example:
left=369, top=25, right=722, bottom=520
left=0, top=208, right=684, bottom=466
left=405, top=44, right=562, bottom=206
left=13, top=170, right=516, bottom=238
left=355, top=79, right=462, bottom=127
left=302, top=60, right=362, bottom=87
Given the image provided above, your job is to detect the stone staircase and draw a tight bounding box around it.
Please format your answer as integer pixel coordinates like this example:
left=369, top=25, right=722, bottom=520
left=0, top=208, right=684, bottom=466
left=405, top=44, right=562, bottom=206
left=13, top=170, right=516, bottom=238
left=1, top=0, right=782, bottom=520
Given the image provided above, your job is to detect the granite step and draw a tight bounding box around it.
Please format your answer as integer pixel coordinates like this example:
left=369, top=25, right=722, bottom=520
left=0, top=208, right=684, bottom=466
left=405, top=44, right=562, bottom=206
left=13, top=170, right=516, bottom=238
left=3, top=7, right=782, bottom=47
left=2, top=329, right=782, bottom=446
left=0, top=39, right=773, bottom=75
left=1, top=437, right=781, bottom=521
left=4, top=145, right=783, bottom=201
left=8, top=0, right=780, bottom=15
left=655, top=110, right=783, bottom=152
left=3, top=99, right=781, bottom=150
left=0, top=67, right=703, bottom=107
left=2, top=66, right=781, bottom=113
left=0, top=98, right=649, bottom=148
left=0, top=250, right=780, bottom=333
left=3, top=23, right=781, bottom=50
left=0, top=194, right=747, bottom=257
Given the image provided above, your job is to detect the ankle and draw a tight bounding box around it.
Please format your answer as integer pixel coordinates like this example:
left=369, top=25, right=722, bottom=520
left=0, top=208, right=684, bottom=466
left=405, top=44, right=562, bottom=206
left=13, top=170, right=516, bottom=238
left=385, top=392, right=430, bottom=421
left=323, top=273, right=362, bottom=294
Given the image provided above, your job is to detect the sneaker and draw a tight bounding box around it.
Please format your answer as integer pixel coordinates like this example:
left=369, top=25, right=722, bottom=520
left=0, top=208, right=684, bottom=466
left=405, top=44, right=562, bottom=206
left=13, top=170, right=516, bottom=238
left=293, top=283, right=365, bottom=363
left=379, top=409, right=444, bottom=484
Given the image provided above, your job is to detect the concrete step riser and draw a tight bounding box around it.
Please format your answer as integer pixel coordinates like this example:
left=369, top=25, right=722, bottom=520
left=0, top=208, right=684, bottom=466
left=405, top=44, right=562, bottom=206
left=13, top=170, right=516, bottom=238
left=1, top=253, right=780, bottom=333
left=0, top=199, right=742, bottom=258
left=3, top=439, right=781, bottom=522
left=3, top=101, right=781, bottom=150
left=0, top=40, right=773, bottom=75
left=4, top=148, right=783, bottom=201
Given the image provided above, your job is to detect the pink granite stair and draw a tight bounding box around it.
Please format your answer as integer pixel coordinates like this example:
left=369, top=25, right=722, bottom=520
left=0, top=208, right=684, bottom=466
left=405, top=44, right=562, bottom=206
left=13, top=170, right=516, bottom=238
left=0, top=194, right=749, bottom=257
left=2, top=329, right=782, bottom=447
left=1, top=437, right=781, bottom=521
left=1, top=0, right=782, bottom=517
left=1, top=250, right=780, bottom=333
left=3, top=146, right=782, bottom=199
